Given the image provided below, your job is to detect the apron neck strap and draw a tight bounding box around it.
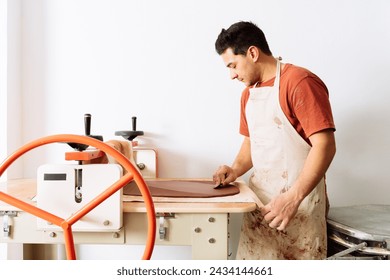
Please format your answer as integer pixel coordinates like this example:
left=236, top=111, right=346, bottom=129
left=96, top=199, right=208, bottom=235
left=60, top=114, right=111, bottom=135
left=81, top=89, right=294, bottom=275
left=274, top=58, right=281, bottom=89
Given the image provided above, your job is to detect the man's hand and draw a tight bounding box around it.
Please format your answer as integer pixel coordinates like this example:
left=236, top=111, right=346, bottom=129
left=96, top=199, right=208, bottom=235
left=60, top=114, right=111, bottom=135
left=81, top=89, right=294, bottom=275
left=212, top=137, right=253, bottom=187
left=260, top=191, right=301, bottom=231
left=213, top=165, right=238, bottom=186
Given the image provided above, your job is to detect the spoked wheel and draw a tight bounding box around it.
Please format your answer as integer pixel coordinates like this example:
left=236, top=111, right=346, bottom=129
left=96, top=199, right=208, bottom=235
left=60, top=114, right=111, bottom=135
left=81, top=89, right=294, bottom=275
left=0, top=134, right=156, bottom=260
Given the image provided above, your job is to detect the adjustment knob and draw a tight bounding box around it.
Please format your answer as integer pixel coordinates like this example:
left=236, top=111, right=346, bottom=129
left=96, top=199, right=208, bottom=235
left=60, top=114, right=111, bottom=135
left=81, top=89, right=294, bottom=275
left=68, top=113, right=103, bottom=151
left=115, top=116, right=144, bottom=141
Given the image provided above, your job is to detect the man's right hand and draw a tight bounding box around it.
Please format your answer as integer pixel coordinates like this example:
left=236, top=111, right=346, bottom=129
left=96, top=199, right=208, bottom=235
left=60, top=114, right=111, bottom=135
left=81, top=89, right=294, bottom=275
left=213, top=165, right=237, bottom=186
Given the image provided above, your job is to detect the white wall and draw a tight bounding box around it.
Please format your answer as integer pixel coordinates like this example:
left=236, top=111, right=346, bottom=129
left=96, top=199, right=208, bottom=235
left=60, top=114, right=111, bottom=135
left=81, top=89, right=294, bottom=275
left=18, top=0, right=390, bottom=208
left=0, top=0, right=24, bottom=260
left=8, top=0, right=390, bottom=206
left=0, top=0, right=22, bottom=180
left=0, top=0, right=7, bottom=168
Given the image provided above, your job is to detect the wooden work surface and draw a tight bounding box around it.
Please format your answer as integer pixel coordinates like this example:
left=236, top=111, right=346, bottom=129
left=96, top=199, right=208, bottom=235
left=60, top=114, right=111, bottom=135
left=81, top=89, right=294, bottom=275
left=0, top=178, right=257, bottom=214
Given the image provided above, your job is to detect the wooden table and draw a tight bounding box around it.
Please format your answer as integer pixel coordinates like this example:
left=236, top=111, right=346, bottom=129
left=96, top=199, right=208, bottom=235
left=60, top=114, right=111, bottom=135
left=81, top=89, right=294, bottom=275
left=0, top=178, right=257, bottom=260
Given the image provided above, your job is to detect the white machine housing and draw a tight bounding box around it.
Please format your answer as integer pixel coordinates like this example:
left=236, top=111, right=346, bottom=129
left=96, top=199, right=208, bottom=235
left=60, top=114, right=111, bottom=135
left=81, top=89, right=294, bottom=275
left=36, top=163, right=123, bottom=232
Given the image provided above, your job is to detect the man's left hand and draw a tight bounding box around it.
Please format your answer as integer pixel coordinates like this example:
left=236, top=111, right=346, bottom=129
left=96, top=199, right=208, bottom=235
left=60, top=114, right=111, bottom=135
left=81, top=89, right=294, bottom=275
left=260, top=192, right=301, bottom=231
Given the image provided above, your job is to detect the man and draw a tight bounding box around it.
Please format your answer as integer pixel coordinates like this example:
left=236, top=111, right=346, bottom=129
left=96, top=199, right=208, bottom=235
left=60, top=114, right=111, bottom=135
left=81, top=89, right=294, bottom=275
left=212, top=21, right=336, bottom=260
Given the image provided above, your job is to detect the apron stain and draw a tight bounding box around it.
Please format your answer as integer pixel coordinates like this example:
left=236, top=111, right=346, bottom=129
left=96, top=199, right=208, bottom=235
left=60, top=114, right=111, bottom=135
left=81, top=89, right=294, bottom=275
left=273, top=117, right=282, bottom=128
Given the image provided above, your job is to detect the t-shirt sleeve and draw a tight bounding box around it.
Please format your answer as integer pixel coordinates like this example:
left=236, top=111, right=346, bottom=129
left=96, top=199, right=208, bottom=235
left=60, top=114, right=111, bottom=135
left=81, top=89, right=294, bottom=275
left=290, top=75, right=335, bottom=138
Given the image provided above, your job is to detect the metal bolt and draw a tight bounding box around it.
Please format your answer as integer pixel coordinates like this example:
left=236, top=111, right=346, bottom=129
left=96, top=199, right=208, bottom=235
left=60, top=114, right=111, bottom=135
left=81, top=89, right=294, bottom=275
left=194, top=227, right=201, bottom=233
left=208, top=217, right=215, bottom=223
left=103, top=220, right=110, bottom=226
left=208, top=238, right=216, bottom=244
left=49, top=232, right=56, bottom=238
left=112, top=232, right=120, bottom=238
left=137, top=163, right=146, bottom=170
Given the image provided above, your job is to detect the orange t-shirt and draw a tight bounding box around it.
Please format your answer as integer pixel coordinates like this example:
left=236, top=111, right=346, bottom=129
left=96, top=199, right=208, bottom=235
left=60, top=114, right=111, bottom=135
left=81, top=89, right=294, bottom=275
left=240, top=64, right=335, bottom=144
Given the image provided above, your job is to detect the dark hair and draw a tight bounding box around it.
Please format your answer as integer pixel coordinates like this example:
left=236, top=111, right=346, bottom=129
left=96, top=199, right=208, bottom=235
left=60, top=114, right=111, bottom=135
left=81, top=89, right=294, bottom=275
left=215, top=21, right=272, bottom=56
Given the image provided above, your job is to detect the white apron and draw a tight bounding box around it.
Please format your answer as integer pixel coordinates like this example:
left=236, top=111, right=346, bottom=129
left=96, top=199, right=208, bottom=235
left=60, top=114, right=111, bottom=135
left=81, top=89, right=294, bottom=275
left=236, top=60, right=327, bottom=260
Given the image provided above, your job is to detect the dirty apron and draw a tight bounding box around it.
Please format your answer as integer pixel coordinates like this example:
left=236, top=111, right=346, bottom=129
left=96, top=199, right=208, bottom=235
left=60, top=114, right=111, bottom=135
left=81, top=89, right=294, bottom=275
left=236, top=60, right=327, bottom=260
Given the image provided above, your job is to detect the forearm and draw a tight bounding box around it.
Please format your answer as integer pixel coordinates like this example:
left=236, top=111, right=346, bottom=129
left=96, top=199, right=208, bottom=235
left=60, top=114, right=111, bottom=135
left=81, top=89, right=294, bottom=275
left=231, top=137, right=253, bottom=177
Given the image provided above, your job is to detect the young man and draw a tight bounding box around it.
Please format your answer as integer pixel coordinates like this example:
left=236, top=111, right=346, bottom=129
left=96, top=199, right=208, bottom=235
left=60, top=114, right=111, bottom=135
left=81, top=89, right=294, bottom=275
left=213, top=21, right=336, bottom=259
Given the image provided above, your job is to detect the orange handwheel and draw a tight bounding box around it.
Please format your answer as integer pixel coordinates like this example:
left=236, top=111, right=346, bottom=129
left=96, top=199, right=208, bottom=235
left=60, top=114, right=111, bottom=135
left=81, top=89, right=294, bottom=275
left=0, top=134, right=156, bottom=260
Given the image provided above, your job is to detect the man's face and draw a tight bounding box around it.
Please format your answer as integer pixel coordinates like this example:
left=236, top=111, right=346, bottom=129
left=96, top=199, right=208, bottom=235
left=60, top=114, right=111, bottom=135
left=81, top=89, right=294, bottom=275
left=220, top=47, right=258, bottom=87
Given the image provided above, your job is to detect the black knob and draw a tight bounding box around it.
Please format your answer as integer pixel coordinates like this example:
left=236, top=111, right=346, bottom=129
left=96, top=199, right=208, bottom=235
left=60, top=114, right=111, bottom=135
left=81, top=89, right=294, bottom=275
left=67, top=113, right=103, bottom=151
left=115, top=116, right=144, bottom=141
left=85, top=113, right=103, bottom=141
